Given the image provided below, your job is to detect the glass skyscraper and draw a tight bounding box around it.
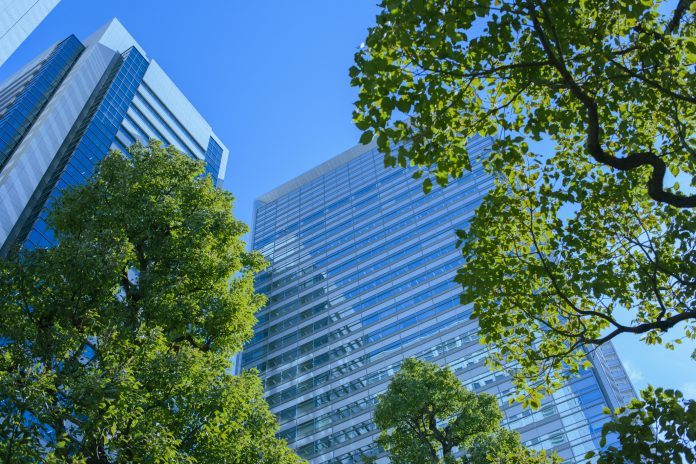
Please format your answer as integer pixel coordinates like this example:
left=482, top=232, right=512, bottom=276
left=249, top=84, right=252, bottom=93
left=242, top=137, right=635, bottom=463
left=0, top=18, right=228, bottom=254
left=0, top=0, right=60, bottom=67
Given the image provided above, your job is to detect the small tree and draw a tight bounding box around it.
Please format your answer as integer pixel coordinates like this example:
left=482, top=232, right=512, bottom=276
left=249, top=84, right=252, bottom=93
left=373, top=358, right=558, bottom=463
left=588, top=386, right=696, bottom=464
left=466, top=429, right=560, bottom=464
left=0, top=142, right=303, bottom=463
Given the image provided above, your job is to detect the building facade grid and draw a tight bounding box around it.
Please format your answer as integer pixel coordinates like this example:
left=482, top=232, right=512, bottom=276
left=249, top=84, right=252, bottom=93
left=24, top=45, right=147, bottom=249
left=0, top=35, right=82, bottom=170
left=244, top=137, right=634, bottom=463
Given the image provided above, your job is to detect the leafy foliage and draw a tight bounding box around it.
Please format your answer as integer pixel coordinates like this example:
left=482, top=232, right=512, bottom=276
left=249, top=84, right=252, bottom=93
left=466, top=429, right=559, bottom=464
left=373, top=359, right=558, bottom=463
left=587, top=386, right=696, bottom=464
left=0, top=142, right=303, bottom=463
left=352, top=0, right=696, bottom=401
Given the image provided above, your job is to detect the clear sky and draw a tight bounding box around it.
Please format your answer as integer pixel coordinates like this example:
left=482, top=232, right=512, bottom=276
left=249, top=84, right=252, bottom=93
left=1, top=0, right=693, bottom=400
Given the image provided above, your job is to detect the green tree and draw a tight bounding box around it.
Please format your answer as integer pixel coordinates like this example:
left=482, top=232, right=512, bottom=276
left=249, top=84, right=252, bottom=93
left=352, top=0, right=696, bottom=403
left=0, top=142, right=303, bottom=463
left=587, top=386, right=696, bottom=464
left=466, top=429, right=559, bottom=464
left=373, top=358, right=558, bottom=463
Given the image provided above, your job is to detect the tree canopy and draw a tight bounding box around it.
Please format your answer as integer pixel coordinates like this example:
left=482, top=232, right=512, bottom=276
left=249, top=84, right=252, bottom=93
left=352, top=0, right=696, bottom=402
left=373, top=358, right=558, bottom=463
left=466, top=429, right=560, bottom=464
left=0, top=142, right=303, bottom=463
left=589, top=386, right=696, bottom=463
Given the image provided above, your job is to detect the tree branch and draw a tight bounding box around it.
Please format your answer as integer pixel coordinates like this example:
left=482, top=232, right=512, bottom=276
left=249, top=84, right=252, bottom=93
left=587, top=309, right=696, bottom=346
left=666, top=0, right=695, bottom=34
left=609, top=59, right=696, bottom=105
left=528, top=1, right=696, bottom=208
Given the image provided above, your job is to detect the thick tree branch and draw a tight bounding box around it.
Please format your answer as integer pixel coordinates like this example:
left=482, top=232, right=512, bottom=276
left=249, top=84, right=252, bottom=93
left=407, top=417, right=439, bottom=461
left=666, top=0, right=695, bottom=34
left=529, top=1, right=696, bottom=208
left=587, top=309, right=696, bottom=346
left=427, top=408, right=451, bottom=457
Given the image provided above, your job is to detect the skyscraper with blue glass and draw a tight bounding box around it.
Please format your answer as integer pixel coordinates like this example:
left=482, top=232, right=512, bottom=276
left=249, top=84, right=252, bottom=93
left=242, top=137, right=635, bottom=463
left=0, top=18, right=228, bottom=254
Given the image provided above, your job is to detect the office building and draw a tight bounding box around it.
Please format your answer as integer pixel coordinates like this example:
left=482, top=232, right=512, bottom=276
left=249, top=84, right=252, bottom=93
left=0, top=0, right=60, bottom=67
left=0, top=18, right=228, bottom=254
left=242, top=137, right=635, bottom=463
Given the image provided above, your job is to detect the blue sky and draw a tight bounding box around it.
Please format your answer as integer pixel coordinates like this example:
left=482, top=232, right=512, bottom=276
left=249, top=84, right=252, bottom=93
left=1, top=0, right=693, bottom=400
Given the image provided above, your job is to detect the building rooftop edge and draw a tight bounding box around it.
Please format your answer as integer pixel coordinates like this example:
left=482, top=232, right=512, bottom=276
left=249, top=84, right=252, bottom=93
left=256, top=139, right=378, bottom=204
left=83, top=18, right=147, bottom=59
left=84, top=19, right=230, bottom=179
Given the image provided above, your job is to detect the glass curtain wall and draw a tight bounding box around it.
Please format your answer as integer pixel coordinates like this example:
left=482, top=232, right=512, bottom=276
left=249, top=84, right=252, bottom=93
left=244, top=136, right=632, bottom=463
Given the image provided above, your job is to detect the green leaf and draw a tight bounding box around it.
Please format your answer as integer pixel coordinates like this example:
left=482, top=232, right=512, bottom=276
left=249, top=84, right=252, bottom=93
left=354, top=117, right=371, bottom=131
left=396, top=98, right=410, bottom=113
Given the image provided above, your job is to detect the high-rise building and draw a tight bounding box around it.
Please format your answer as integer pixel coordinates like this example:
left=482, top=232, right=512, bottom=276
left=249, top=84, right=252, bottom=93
left=0, top=18, right=228, bottom=254
left=0, top=0, right=60, bottom=67
left=242, top=137, right=635, bottom=463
